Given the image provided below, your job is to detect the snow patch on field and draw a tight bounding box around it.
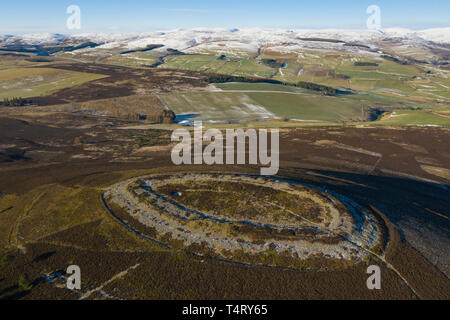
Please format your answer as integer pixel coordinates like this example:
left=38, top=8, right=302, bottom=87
left=243, top=103, right=274, bottom=117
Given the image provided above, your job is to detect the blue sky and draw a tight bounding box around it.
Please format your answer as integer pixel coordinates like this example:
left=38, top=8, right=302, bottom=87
left=1, top=0, right=449, bottom=34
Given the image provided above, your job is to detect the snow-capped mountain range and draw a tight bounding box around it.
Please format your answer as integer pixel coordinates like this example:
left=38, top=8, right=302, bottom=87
left=0, top=27, right=449, bottom=52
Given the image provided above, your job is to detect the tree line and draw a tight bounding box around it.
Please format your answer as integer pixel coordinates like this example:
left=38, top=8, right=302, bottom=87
left=1, top=97, right=34, bottom=107
left=205, top=75, right=347, bottom=96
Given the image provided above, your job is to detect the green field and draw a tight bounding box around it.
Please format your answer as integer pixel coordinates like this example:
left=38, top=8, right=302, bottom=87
left=369, top=109, right=450, bottom=127
left=161, top=54, right=275, bottom=78
left=0, top=56, right=49, bottom=70
left=160, top=90, right=367, bottom=122
left=161, top=79, right=448, bottom=123
left=159, top=92, right=275, bottom=122
left=217, top=82, right=436, bottom=108
left=105, top=54, right=160, bottom=68
left=0, top=67, right=106, bottom=99
left=247, top=92, right=365, bottom=121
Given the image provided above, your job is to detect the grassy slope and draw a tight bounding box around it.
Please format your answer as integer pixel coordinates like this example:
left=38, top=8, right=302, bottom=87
left=160, top=82, right=450, bottom=125
left=0, top=67, right=107, bottom=99
left=160, top=89, right=368, bottom=122
left=246, top=92, right=363, bottom=121
left=159, top=92, right=274, bottom=122
left=369, top=109, right=450, bottom=126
